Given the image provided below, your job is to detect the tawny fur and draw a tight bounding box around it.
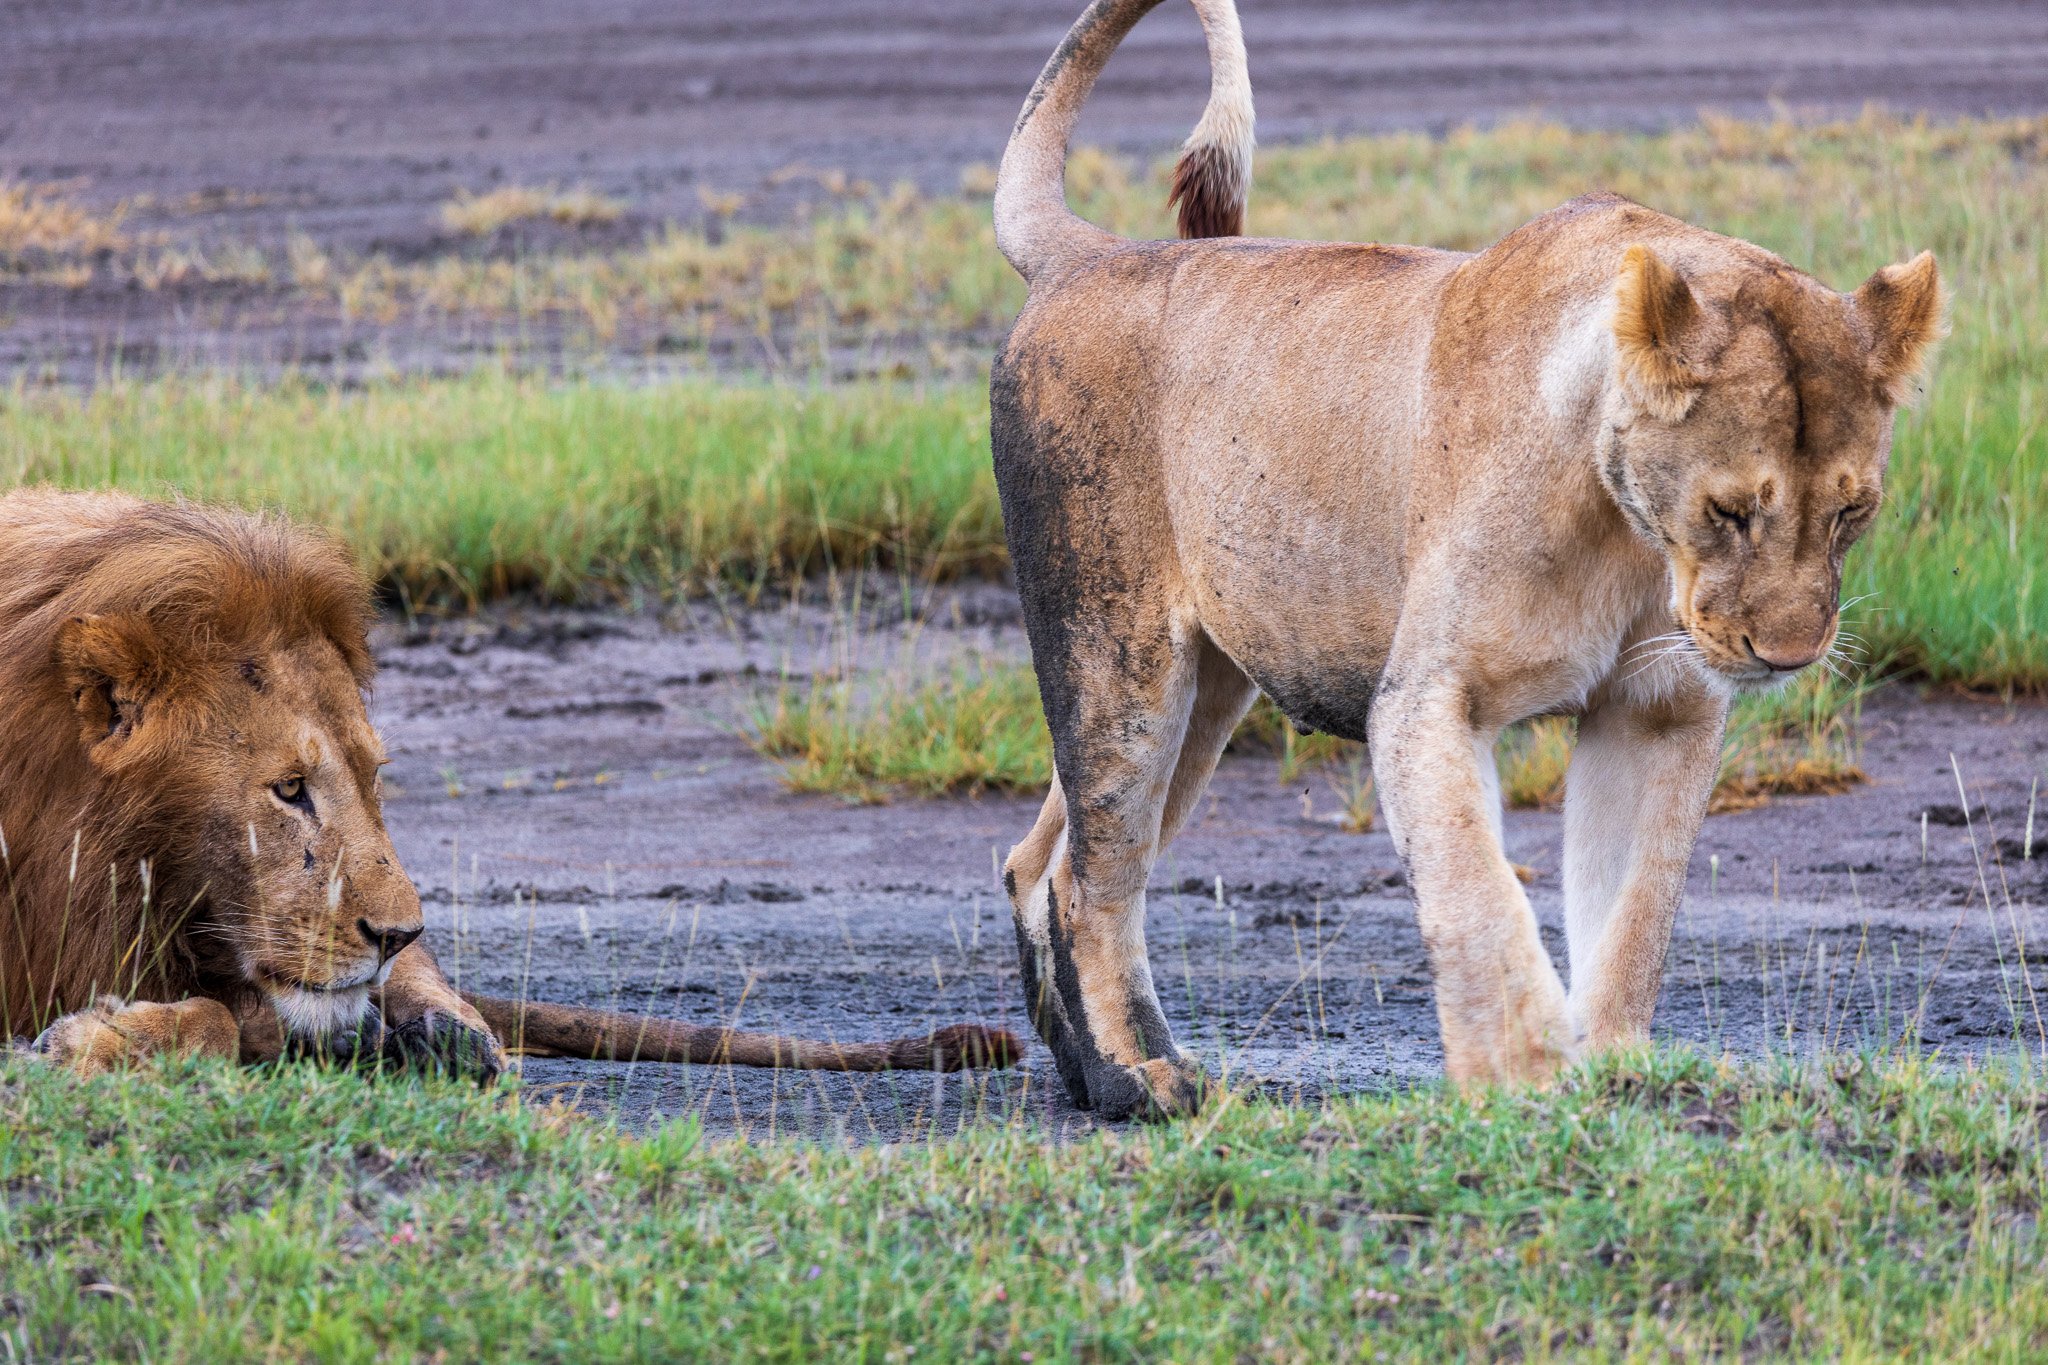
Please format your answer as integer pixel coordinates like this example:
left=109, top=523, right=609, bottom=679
left=995, top=0, right=1252, bottom=277
left=3, top=490, right=1021, bottom=1078
left=1612, top=243, right=1709, bottom=421
left=1853, top=251, right=1948, bottom=404
left=987, top=0, right=1944, bottom=1118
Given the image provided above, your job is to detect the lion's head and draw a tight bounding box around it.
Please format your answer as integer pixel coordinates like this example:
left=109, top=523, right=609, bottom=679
left=1597, top=243, right=1944, bottom=685
left=0, top=491, right=418, bottom=1042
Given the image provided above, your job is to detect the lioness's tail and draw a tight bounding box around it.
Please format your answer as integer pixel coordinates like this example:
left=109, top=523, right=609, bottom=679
left=994, top=0, right=1254, bottom=280
left=463, top=994, right=1021, bottom=1072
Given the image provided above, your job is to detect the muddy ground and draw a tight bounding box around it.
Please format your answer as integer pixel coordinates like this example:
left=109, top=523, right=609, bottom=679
left=367, top=588, right=2048, bottom=1139
left=7, top=0, right=2048, bottom=382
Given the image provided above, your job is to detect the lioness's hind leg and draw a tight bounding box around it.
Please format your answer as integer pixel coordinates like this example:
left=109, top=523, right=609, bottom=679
left=31, top=996, right=240, bottom=1078
left=1002, top=778, right=1094, bottom=1103
left=1003, top=617, right=1206, bottom=1121
left=1023, top=636, right=1246, bottom=1065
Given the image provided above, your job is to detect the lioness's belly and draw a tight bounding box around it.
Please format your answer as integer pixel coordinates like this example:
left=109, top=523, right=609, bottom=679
left=1130, top=244, right=1447, bottom=740
left=1160, top=367, right=1419, bottom=743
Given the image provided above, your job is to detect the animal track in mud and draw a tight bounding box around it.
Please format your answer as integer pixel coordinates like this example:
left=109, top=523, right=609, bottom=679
left=1170, top=874, right=1407, bottom=901
left=504, top=699, right=665, bottom=720
left=648, top=880, right=808, bottom=905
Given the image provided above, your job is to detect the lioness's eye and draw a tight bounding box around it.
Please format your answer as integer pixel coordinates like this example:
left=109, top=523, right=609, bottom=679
left=1708, top=501, right=1750, bottom=533
left=272, top=777, right=311, bottom=810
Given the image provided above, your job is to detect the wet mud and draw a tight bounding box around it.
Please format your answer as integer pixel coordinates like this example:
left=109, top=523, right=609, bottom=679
left=368, top=590, right=2048, bottom=1141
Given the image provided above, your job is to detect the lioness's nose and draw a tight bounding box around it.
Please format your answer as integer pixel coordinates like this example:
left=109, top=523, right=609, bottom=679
left=1742, top=634, right=1823, bottom=673
left=359, top=920, right=422, bottom=962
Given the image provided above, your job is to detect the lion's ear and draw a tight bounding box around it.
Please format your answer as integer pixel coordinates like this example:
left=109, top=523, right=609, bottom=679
left=56, top=613, right=170, bottom=759
left=1853, top=250, right=1945, bottom=405
left=1612, top=244, right=1706, bottom=422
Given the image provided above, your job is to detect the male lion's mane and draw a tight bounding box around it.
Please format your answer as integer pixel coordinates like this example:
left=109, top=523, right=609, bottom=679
left=0, top=490, right=372, bottom=1036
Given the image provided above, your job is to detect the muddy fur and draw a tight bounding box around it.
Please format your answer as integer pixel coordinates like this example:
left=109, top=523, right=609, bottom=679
left=989, top=0, right=1943, bottom=1116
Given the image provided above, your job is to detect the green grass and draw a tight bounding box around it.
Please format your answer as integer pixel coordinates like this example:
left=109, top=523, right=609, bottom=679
left=2, top=376, right=1002, bottom=603
left=4, top=1048, right=2045, bottom=1360
left=748, top=661, right=1865, bottom=812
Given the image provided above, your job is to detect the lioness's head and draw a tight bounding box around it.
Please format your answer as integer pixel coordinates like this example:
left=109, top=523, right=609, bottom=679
left=1598, top=244, right=1944, bottom=685
left=53, top=531, right=416, bottom=1040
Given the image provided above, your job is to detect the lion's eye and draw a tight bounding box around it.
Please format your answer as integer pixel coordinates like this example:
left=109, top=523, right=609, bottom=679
left=1708, top=501, right=1750, bottom=534
left=272, top=777, right=311, bottom=810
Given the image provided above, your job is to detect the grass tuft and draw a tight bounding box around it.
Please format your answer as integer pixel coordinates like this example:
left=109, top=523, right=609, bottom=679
left=439, top=185, right=627, bottom=236
left=748, top=658, right=1051, bottom=802
left=1496, top=718, right=1579, bottom=809
left=0, top=181, right=128, bottom=268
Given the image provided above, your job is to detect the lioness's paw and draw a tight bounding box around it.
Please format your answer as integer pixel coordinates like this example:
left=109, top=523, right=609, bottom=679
left=1085, top=1055, right=1208, bottom=1123
left=380, top=1009, right=506, bottom=1083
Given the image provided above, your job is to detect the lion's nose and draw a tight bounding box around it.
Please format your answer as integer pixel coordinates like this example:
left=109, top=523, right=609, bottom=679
left=359, top=920, right=422, bottom=962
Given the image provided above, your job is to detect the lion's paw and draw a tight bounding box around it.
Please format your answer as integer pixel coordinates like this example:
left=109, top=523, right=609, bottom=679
left=30, top=996, right=239, bottom=1077
left=30, top=996, right=139, bottom=1078
left=280, top=1005, right=387, bottom=1069
left=380, top=1009, right=506, bottom=1083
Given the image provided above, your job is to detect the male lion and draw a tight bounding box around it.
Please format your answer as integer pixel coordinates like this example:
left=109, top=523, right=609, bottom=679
left=2, top=490, right=1017, bottom=1078
left=991, top=0, right=1944, bottom=1118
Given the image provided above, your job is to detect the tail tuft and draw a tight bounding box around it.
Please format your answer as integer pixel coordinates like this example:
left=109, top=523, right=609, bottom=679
left=1168, top=141, right=1248, bottom=239
left=996, top=0, right=1254, bottom=275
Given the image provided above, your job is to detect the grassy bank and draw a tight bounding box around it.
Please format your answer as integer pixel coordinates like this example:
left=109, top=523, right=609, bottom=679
left=2, top=377, right=1001, bottom=603
left=2, top=358, right=2037, bottom=690
left=4, top=114, right=2043, bottom=685
left=3, top=1049, right=2043, bottom=1360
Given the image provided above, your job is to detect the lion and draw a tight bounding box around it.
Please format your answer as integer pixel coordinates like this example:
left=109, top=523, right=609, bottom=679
left=1, top=489, right=1018, bottom=1079
left=989, top=0, right=1944, bottom=1118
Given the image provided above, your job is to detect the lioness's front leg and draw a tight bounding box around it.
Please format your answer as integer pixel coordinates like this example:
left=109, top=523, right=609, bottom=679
left=1371, top=674, right=1574, bottom=1087
left=31, top=996, right=241, bottom=1077
left=375, top=942, right=505, bottom=1079
left=1562, top=679, right=1728, bottom=1049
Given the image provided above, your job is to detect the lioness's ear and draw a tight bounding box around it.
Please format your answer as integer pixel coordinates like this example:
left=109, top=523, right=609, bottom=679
left=1853, top=250, right=1945, bottom=405
left=56, top=613, right=169, bottom=759
left=1613, top=245, right=1706, bottom=422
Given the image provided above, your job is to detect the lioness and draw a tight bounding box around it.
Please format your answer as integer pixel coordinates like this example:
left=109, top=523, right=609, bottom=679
left=2, top=490, right=1018, bottom=1078
left=991, top=0, right=1943, bottom=1118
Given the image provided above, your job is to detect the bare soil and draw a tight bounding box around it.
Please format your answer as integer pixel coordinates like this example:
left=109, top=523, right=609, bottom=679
left=369, top=588, right=2048, bottom=1139
left=7, top=0, right=2047, bottom=382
